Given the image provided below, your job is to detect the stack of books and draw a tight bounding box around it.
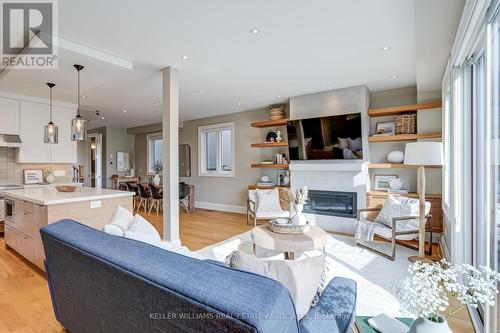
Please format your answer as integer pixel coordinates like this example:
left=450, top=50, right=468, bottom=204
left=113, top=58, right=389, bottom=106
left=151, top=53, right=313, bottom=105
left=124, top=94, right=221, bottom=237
left=257, top=182, right=275, bottom=187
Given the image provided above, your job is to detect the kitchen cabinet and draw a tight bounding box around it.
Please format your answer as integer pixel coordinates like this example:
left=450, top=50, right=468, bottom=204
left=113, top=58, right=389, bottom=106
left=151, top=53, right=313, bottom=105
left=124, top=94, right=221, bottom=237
left=16, top=101, right=77, bottom=163
left=0, top=97, right=19, bottom=135
left=50, top=106, right=77, bottom=163
left=17, top=101, right=50, bottom=163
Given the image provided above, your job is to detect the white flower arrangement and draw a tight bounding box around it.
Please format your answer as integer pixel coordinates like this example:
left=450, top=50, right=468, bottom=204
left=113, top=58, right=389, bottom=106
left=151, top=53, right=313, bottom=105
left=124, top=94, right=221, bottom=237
left=393, top=259, right=500, bottom=323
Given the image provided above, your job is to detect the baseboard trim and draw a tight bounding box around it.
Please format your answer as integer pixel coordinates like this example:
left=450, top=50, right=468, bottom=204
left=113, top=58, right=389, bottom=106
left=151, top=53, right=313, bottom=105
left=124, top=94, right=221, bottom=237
left=195, top=201, right=246, bottom=214
left=440, top=234, right=450, bottom=261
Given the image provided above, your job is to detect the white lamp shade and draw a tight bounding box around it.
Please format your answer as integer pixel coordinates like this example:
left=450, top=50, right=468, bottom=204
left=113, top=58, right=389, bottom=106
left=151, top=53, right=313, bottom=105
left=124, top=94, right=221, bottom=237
left=404, top=142, right=444, bottom=165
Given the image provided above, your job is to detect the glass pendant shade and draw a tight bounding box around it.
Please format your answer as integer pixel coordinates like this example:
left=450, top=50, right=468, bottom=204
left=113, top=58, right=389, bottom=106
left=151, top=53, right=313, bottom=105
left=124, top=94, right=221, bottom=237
left=71, top=115, right=87, bottom=141
left=44, top=82, right=58, bottom=144
left=44, top=122, right=58, bottom=144
left=71, top=64, right=87, bottom=142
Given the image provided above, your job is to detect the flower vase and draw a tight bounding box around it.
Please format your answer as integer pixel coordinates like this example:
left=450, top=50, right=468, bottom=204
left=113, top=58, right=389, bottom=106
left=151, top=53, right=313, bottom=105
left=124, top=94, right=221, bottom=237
left=291, top=204, right=307, bottom=226
left=409, top=316, right=452, bottom=333
left=153, top=174, right=161, bottom=186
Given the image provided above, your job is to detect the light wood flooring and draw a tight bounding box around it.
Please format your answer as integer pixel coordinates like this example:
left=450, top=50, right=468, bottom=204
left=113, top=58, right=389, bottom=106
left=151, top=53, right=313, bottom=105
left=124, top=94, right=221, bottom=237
left=0, top=209, right=473, bottom=333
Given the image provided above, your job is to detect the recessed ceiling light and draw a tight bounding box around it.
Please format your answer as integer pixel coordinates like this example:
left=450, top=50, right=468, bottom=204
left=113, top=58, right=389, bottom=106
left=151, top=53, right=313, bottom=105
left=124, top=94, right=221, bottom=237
left=391, top=75, right=398, bottom=79
left=122, top=110, right=127, bottom=113
left=81, top=95, right=87, bottom=99
left=277, top=95, right=282, bottom=99
left=381, top=46, right=391, bottom=51
left=328, top=86, right=333, bottom=90
left=237, top=102, right=241, bottom=106
left=153, top=102, right=159, bottom=106
left=181, top=55, right=190, bottom=60
left=249, top=28, right=260, bottom=35
left=199, top=90, right=205, bottom=94
left=101, top=116, right=105, bottom=120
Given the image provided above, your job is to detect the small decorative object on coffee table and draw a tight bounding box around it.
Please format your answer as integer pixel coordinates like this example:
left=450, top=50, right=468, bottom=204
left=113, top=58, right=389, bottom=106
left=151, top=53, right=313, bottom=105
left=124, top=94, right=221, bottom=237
left=291, top=186, right=308, bottom=226
left=394, top=260, right=500, bottom=333
left=268, top=218, right=310, bottom=234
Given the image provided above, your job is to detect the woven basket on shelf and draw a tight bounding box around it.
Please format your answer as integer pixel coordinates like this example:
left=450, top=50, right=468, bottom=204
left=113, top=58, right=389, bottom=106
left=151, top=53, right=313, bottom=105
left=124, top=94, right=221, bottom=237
left=395, top=113, right=416, bottom=135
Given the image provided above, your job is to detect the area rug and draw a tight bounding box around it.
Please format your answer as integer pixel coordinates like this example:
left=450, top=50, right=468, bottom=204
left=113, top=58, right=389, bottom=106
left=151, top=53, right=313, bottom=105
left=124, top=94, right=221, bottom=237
left=197, top=232, right=414, bottom=318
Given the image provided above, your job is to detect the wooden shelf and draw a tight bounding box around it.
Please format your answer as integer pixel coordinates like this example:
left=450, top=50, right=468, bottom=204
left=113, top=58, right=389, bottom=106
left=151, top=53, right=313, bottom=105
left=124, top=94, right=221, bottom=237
left=251, top=142, right=288, bottom=148
left=368, top=163, right=442, bottom=169
left=368, top=132, right=442, bottom=142
left=368, top=102, right=442, bottom=117
left=251, top=163, right=289, bottom=169
left=251, top=119, right=288, bottom=128
left=248, top=184, right=290, bottom=189
left=368, top=191, right=442, bottom=199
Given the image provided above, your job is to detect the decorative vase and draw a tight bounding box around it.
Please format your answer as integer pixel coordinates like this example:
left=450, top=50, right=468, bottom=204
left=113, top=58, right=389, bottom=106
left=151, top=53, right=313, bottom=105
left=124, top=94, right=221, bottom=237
left=387, top=150, right=405, bottom=163
left=291, top=204, right=307, bottom=226
left=153, top=173, right=161, bottom=186
left=409, top=316, right=452, bottom=333
left=46, top=174, right=55, bottom=184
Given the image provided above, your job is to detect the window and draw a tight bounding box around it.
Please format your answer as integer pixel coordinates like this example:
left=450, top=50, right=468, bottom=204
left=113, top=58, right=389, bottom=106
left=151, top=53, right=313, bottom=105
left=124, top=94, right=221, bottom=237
left=147, top=132, right=163, bottom=174
left=198, top=122, right=234, bottom=177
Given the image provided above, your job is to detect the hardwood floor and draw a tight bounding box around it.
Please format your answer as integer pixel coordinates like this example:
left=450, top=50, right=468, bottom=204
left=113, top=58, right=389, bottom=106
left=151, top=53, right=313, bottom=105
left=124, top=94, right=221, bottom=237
left=0, top=209, right=473, bottom=333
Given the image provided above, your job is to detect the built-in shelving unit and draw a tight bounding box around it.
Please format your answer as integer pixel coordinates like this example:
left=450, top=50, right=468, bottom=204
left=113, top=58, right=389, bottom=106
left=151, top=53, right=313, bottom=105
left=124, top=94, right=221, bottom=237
left=368, top=102, right=442, bottom=117
left=368, top=132, right=442, bottom=142
left=368, top=163, right=443, bottom=169
left=251, top=142, right=288, bottom=148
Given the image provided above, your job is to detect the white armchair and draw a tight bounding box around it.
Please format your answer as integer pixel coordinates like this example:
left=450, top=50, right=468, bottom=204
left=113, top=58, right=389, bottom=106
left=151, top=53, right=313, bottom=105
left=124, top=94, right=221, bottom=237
left=247, top=189, right=291, bottom=227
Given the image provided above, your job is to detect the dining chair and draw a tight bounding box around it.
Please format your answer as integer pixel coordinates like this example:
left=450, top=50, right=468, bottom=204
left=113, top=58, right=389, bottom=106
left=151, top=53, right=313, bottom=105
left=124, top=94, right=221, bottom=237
left=136, top=184, right=151, bottom=212
left=125, top=182, right=140, bottom=210
left=179, top=182, right=189, bottom=213
left=148, top=184, right=163, bottom=215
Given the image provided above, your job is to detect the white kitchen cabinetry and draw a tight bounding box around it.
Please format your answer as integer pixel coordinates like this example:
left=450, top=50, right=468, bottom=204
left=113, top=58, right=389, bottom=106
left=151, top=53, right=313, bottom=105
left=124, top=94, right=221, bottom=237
left=16, top=101, right=77, bottom=163
left=50, top=106, right=77, bottom=163
left=0, top=97, right=19, bottom=135
left=17, top=101, right=50, bottom=163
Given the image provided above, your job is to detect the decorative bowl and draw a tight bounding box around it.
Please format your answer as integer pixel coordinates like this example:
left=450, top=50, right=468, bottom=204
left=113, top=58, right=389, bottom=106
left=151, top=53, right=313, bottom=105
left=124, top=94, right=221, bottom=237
left=55, top=185, right=77, bottom=192
left=268, top=219, right=310, bottom=234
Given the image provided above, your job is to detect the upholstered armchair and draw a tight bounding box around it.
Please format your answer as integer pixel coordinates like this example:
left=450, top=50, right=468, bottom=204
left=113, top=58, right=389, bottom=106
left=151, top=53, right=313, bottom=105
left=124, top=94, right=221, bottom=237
left=247, top=188, right=291, bottom=227
left=356, top=197, right=433, bottom=261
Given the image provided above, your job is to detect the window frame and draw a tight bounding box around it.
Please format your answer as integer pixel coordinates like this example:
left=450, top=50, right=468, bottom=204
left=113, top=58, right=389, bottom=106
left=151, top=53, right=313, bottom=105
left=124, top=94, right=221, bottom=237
left=146, top=132, right=163, bottom=175
left=198, top=122, right=235, bottom=178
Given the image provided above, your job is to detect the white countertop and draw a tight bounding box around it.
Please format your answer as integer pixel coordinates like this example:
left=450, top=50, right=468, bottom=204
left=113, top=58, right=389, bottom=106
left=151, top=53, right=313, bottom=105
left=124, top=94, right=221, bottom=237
left=3, top=187, right=133, bottom=205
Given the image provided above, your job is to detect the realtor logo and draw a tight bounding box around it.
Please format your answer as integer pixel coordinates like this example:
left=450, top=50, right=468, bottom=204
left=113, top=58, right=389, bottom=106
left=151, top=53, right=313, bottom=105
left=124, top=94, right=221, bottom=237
left=1, top=0, right=58, bottom=69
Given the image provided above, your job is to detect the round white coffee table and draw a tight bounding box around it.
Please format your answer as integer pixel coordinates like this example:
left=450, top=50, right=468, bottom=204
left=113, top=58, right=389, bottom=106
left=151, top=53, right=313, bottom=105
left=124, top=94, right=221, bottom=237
left=251, top=224, right=328, bottom=260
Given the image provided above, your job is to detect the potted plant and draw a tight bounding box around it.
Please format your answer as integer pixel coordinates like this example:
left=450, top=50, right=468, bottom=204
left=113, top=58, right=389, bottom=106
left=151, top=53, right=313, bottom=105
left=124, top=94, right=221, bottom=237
left=393, top=259, right=500, bottom=333
left=44, top=167, right=55, bottom=184
left=291, top=186, right=308, bottom=226
left=153, top=161, right=162, bottom=186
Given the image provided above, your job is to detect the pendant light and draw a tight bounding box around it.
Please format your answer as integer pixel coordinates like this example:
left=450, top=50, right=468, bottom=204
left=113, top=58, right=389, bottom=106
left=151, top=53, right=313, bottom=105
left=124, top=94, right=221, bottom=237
left=71, top=64, right=87, bottom=141
left=44, top=83, right=58, bottom=144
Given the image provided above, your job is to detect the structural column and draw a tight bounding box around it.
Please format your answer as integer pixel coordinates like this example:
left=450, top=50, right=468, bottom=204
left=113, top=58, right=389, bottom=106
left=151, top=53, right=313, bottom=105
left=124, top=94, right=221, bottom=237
left=162, top=66, right=180, bottom=243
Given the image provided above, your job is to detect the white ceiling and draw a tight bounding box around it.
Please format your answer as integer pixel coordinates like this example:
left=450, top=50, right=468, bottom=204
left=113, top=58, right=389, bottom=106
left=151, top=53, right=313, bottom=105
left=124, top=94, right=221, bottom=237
left=0, top=0, right=464, bottom=128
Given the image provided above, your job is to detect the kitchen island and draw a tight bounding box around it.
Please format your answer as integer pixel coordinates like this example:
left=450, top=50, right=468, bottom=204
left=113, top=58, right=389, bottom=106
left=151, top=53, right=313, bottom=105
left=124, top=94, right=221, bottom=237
left=3, top=187, right=133, bottom=270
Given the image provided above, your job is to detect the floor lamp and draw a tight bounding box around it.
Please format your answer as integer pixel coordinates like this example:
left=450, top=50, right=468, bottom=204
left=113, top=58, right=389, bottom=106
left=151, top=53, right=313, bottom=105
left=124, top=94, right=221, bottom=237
left=403, top=142, right=444, bottom=263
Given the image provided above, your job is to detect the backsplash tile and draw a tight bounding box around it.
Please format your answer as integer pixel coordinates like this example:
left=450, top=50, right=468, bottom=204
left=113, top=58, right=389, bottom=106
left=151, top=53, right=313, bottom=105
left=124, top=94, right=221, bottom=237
left=0, top=147, right=73, bottom=185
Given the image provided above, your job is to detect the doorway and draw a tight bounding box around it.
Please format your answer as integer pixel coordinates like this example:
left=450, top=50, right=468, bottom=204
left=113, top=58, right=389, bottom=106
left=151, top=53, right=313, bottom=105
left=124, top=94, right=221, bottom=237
left=87, top=133, right=102, bottom=188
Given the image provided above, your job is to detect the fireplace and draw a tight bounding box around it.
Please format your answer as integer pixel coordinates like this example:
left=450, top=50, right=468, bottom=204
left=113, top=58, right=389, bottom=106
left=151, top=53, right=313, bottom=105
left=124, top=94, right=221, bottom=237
left=303, top=190, right=357, bottom=218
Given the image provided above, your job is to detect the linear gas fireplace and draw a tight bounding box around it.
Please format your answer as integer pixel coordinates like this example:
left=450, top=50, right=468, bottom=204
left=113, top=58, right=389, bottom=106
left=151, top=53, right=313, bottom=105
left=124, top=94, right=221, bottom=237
left=303, top=190, right=357, bottom=218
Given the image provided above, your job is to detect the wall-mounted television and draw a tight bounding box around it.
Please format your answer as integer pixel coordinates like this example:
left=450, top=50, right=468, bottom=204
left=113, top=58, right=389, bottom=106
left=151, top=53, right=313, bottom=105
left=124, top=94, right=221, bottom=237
left=287, top=113, right=362, bottom=160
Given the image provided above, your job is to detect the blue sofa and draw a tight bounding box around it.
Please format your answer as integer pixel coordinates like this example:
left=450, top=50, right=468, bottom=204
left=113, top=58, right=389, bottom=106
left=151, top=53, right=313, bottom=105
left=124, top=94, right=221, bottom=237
left=41, top=220, right=356, bottom=333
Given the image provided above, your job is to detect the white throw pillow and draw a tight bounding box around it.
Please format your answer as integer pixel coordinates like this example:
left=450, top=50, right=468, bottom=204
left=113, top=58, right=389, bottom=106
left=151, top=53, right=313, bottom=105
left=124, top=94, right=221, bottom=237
left=348, top=137, right=362, bottom=151
left=124, top=230, right=161, bottom=244
left=337, top=137, right=350, bottom=149
left=128, top=214, right=161, bottom=238
left=102, top=224, right=125, bottom=237
left=256, top=189, right=282, bottom=215
left=226, top=250, right=325, bottom=319
left=374, top=195, right=431, bottom=230
left=104, top=205, right=134, bottom=236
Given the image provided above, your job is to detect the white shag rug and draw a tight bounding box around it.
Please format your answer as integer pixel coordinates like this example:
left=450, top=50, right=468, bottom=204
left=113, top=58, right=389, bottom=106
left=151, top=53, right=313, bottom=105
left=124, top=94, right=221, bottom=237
left=197, top=232, right=414, bottom=319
